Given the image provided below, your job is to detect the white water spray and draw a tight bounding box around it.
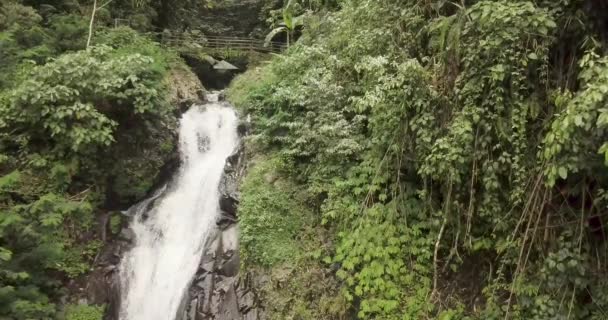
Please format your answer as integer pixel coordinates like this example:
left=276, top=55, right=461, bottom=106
left=118, top=101, right=239, bottom=320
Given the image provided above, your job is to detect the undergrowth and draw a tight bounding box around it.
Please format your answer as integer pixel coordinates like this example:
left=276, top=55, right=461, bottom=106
left=238, top=152, right=349, bottom=318
left=238, top=154, right=310, bottom=266
left=230, top=0, right=608, bottom=319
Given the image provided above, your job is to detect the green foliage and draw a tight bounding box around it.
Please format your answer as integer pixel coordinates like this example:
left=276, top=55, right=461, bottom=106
left=3, top=45, right=167, bottom=155
left=59, top=241, right=103, bottom=278
left=264, top=0, right=307, bottom=46
left=0, top=168, right=94, bottom=319
left=228, top=65, right=277, bottom=112
left=0, top=2, right=51, bottom=88
left=238, top=155, right=311, bottom=266
left=238, top=153, right=348, bottom=319
left=110, top=213, right=123, bottom=235
left=63, top=303, right=104, bottom=320
left=232, top=0, right=608, bottom=318
left=0, top=290, right=56, bottom=320
left=0, top=7, right=178, bottom=317
left=253, top=259, right=349, bottom=320
left=543, top=52, right=608, bottom=186
left=48, top=14, right=88, bottom=52
left=334, top=202, right=434, bottom=319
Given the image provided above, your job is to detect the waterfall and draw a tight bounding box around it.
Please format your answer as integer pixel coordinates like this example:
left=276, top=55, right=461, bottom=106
left=118, top=99, right=239, bottom=320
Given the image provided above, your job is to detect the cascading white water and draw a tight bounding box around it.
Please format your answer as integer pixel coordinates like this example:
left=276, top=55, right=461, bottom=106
left=118, top=100, right=239, bottom=320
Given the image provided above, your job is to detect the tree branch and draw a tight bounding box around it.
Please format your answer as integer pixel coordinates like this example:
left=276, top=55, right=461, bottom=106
left=97, top=0, right=113, bottom=10
left=86, top=0, right=97, bottom=50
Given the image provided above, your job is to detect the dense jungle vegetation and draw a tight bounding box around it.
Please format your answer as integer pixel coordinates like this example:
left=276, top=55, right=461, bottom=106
left=0, top=0, right=268, bottom=318
left=0, top=1, right=182, bottom=319
left=229, top=0, right=608, bottom=319
left=3, top=0, right=608, bottom=319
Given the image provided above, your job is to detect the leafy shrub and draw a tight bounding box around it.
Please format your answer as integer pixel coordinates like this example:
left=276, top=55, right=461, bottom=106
left=543, top=52, right=608, bottom=185
left=0, top=3, right=42, bottom=30
left=4, top=45, right=168, bottom=155
left=48, top=14, right=88, bottom=52
left=63, top=304, right=104, bottom=320
left=0, top=2, right=51, bottom=88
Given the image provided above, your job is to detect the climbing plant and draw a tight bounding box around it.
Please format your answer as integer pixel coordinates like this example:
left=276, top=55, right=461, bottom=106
left=231, top=0, right=608, bottom=319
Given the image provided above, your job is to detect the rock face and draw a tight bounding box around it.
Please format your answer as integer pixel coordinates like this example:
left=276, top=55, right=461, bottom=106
left=181, top=53, right=239, bottom=90
left=85, top=222, right=134, bottom=320
left=167, top=66, right=207, bottom=111
left=180, top=119, right=262, bottom=320
left=196, top=0, right=281, bottom=38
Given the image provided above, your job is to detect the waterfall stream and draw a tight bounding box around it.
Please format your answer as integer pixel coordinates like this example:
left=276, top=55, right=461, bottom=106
left=118, top=98, right=239, bottom=320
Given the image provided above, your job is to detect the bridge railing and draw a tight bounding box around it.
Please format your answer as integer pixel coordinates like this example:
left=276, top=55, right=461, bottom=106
left=146, top=32, right=287, bottom=53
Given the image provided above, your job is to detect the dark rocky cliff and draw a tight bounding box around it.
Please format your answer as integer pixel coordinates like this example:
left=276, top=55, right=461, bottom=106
left=197, top=0, right=281, bottom=38
left=157, top=0, right=281, bottom=38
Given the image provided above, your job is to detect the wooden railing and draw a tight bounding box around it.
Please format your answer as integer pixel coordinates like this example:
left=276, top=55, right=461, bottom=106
left=150, top=32, right=287, bottom=53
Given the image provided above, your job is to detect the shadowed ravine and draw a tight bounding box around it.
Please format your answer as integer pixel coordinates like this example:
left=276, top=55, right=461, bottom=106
left=118, top=98, right=239, bottom=320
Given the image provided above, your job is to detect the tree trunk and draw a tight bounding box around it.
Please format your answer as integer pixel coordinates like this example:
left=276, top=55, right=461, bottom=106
left=86, top=0, right=97, bottom=50
left=157, top=0, right=173, bottom=30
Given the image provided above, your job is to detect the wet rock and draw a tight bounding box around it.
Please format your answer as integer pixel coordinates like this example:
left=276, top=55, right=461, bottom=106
left=82, top=239, right=124, bottom=320
left=195, top=311, right=210, bottom=320
left=118, top=228, right=135, bottom=243
left=221, top=226, right=238, bottom=250
left=218, top=145, right=244, bottom=229
left=237, top=121, right=249, bottom=137
left=95, top=243, right=120, bottom=267
left=219, top=195, right=238, bottom=218
left=225, top=146, right=243, bottom=169
left=218, top=284, right=240, bottom=320
left=199, top=258, right=216, bottom=274
left=103, top=265, right=117, bottom=274
left=85, top=271, right=110, bottom=305
left=189, top=299, right=198, bottom=320
left=167, top=67, right=206, bottom=110
left=181, top=53, right=236, bottom=90
left=197, top=277, right=214, bottom=314
left=218, top=251, right=239, bottom=277
left=207, top=279, right=224, bottom=315
left=216, top=214, right=237, bottom=231
left=238, top=291, right=255, bottom=313
left=195, top=276, right=212, bottom=291
left=243, top=309, right=258, bottom=320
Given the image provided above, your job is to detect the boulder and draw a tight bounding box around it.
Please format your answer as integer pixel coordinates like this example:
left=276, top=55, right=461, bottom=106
left=219, top=195, right=238, bottom=218
left=167, top=66, right=206, bottom=111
